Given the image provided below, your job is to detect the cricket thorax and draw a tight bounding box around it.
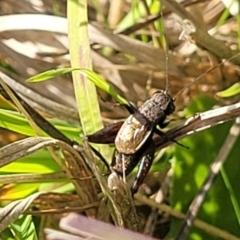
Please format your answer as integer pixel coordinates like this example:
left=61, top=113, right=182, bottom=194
left=138, top=91, right=175, bottom=122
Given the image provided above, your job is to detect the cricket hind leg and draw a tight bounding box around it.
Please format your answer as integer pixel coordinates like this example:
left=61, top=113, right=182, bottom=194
left=89, top=145, right=110, bottom=172
left=87, top=102, right=138, bottom=144
left=159, top=119, right=170, bottom=128
left=131, top=140, right=155, bottom=195
left=87, top=121, right=124, bottom=144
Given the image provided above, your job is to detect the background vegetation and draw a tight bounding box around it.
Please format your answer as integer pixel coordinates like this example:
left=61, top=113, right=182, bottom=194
left=0, top=0, right=240, bottom=239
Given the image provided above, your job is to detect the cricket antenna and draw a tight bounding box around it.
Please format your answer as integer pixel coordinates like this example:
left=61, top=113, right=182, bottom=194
left=160, top=6, right=169, bottom=93
left=174, top=52, right=240, bottom=100
left=165, top=45, right=169, bottom=93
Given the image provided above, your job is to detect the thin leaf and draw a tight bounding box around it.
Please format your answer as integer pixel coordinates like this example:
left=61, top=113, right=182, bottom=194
left=28, top=68, right=128, bottom=104
left=0, top=150, right=61, bottom=174
left=27, top=68, right=75, bottom=82
left=0, top=184, right=39, bottom=200
left=0, top=109, right=81, bottom=140
left=216, top=82, right=240, bottom=98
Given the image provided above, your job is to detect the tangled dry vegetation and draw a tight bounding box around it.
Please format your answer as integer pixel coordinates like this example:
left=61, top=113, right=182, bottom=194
left=0, top=0, right=240, bottom=240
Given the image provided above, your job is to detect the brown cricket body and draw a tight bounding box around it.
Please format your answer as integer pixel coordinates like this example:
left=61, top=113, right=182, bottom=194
left=115, top=91, right=175, bottom=154
left=88, top=90, right=176, bottom=194
left=111, top=90, right=176, bottom=194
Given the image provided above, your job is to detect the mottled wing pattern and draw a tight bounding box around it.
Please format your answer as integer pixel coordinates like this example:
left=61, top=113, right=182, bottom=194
left=115, top=115, right=152, bottom=154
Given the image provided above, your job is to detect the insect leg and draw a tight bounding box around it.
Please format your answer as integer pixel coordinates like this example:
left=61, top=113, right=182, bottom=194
left=113, top=101, right=138, bottom=114
left=122, top=101, right=138, bottom=114
left=131, top=140, right=155, bottom=194
left=87, top=121, right=123, bottom=144
left=89, top=145, right=110, bottom=171
left=159, top=119, right=170, bottom=128
left=154, top=128, right=188, bottom=149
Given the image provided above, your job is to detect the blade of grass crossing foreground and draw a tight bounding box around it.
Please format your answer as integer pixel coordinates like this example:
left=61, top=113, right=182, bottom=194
left=67, top=0, right=102, bottom=135
left=67, top=1, right=111, bottom=161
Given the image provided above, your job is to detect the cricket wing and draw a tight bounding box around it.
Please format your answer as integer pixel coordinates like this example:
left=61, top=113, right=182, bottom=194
left=115, top=115, right=152, bottom=154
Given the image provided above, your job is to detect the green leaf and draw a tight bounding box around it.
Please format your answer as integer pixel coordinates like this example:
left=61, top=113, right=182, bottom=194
left=67, top=0, right=104, bottom=141
left=0, top=184, right=39, bottom=200
left=28, top=68, right=128, bottom=104
left=39, top=182, right=74, bottom=193
left=183, top=95, right=217, bottom=116
left=170, top=96, right=240, bottom=238
left=11, top=215, right=38, bottom=240
left=0, top=150, right=61, bottom=174
left=79, top=69, right=128, bottom=104
left=0, top=227, right=15, bottom=240
left=0, top=109, right=81, bottom=140
left=0, top=109, right=36, bottom=136
left=26, top=68, right=75, bottom=82
left=216, top=82, right=240, bottom=98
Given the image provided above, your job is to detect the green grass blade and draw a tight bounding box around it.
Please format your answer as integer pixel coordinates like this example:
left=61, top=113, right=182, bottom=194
left=28, top=68, right=128, bottom=104
left=216, top=82, right=240, bottom=98
left=221, top=167, right=240, bottom=227
left=0, top=109, right=81, bottom=139
left=67, top=0, right=103, bottom=135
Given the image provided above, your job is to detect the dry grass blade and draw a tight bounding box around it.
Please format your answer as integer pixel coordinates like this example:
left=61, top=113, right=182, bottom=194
left=28, top=193, right=98, bottom=215
left=81, top=139, right=139, bottom=230
left=0, top=192, right=45, bottom=232
left=0, top=137, right=98, bottom=214
left=155, top=101, right=240, bottom=150
left=162, top=0, right=240, bottom=64
left=0, top=71, right=98, bottom=214
left=135, top=194, right=240, bottom=240
left=0, top=77, right=43, bottom=137
left=89, top=24, right=181, bottom=74
left=60, top=145, right=98, bottom=209
left=0, top=137, right=65, bottom=168
left=0, top=78, right=75, bottom=146
left=116, top=0, right=208, bottom=35
left=0, top=71, right=79, bottom=124
left=0, top=14, right=181, bottom=75
left=107, top=172, right=139, bottom=230
left=0, top=172, right=67, bottom=184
